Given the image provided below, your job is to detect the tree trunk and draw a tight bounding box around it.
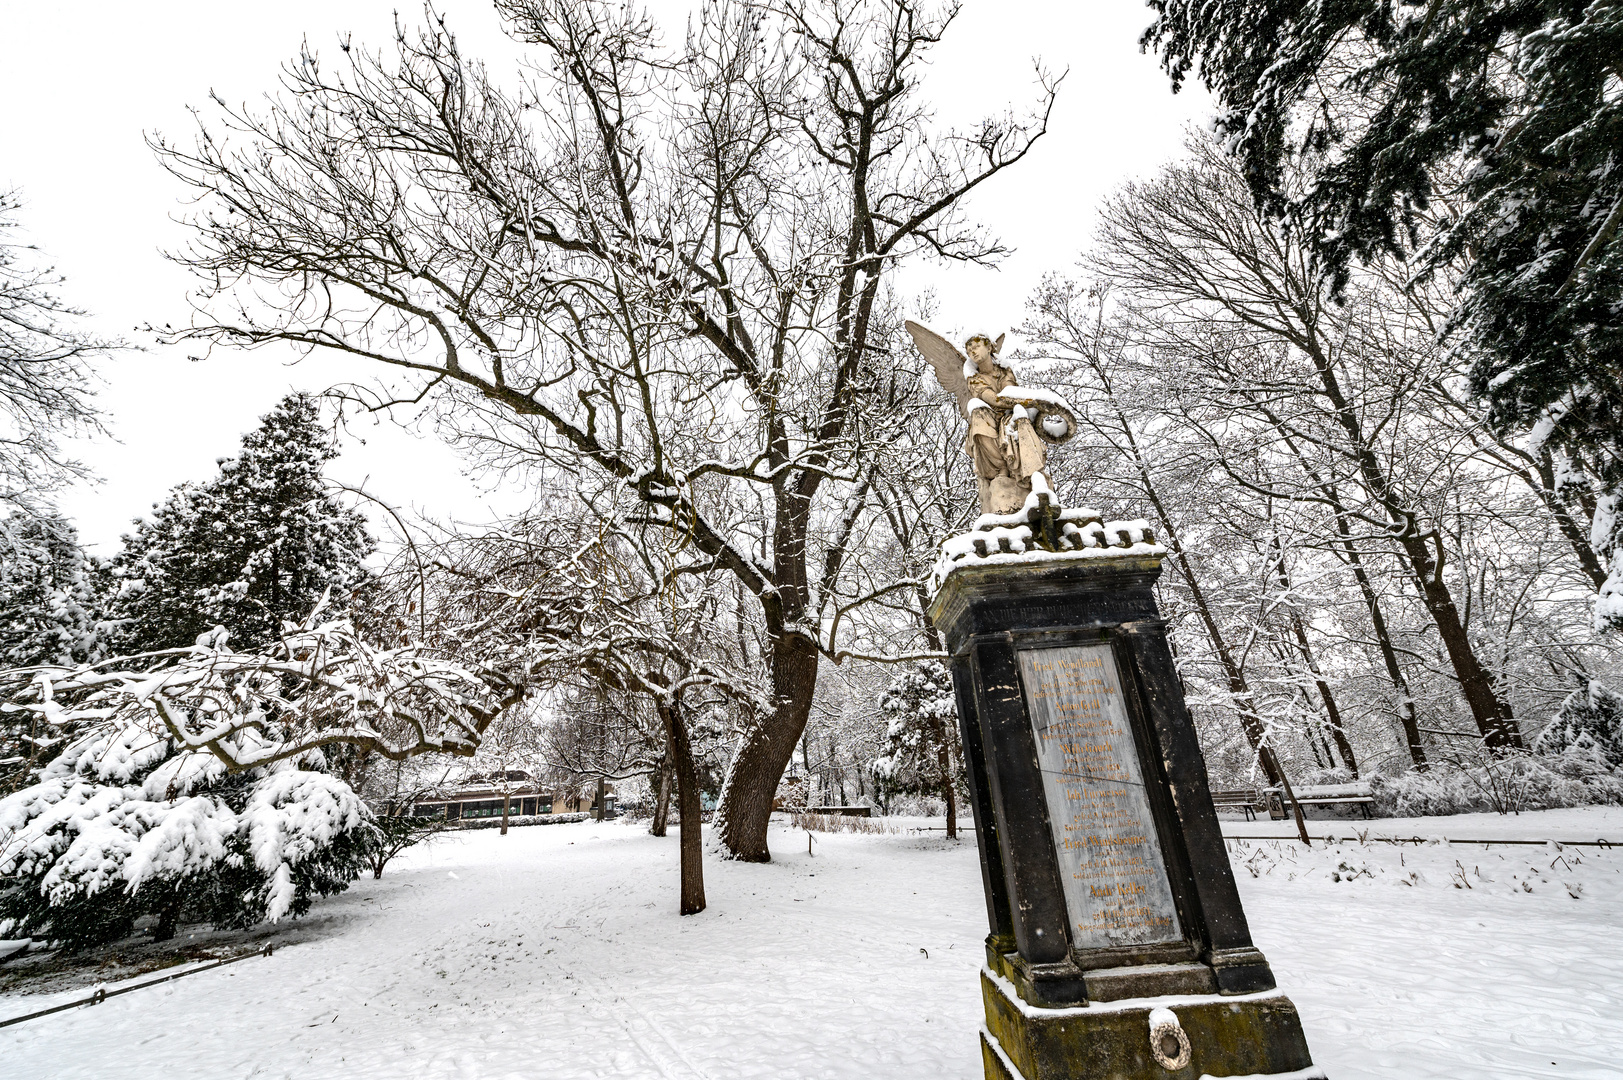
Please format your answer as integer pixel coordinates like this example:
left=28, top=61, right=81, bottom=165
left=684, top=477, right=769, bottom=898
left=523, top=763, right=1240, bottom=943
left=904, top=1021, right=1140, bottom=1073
left=1331, top=508, right=1429, bottom=769
left=715, top=633, right=820, bottom=861
left=1531, top=448, right=1607, bottom=588
left=1273, top=757, right=1312, bottom=847
left=937, top=738, right=958, bottom=840
left=594, top=777, right=606, bottom=822
left=153, top=895, right=182, bottom=942
left=661, top=697, right=706, bottom=915
left=1159, top=520, right=1280, bottom=784
left=1271, top=546, right=1360, bottom=777
left=1303, top=344, right=1522, bottom=751
left=1396, top=531, right=1522, bottom=750
left=650, top=754, right=673, bottom=838
left=501, top=791, right=511, bottom=835
left=1119, top=411, right=1281, bottom=785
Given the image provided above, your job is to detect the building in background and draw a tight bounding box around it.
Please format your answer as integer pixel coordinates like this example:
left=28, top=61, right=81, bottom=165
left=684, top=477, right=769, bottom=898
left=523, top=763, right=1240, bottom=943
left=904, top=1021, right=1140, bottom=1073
left=412, top=771, right=616, bottom=822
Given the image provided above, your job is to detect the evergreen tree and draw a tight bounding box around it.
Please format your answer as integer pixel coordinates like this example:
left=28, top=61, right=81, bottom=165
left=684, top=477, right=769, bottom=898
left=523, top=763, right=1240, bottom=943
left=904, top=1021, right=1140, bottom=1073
left=1143, top=0, right=1623, bottom=621
left=0, top=512, right=103, bottom=794
left=0, top=395, right=382, bottom=947
left=1534, top=677, right=1623, bottom=768
left=104, top=392, right=374, bottom=652
left=0, top=722, right=376, bottom=950
left=876, top=661, right=964, bottom=838
left=0, top=511, right=100, bottom=668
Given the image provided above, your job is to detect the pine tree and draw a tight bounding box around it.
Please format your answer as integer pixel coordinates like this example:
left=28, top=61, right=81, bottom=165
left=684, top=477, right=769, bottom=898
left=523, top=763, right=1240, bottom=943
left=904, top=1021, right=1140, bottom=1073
left=876, top=661, right=964, bottom=838
left=1143, top=0, right=1623, bottom=622
left=0, top=511, right=100, bottom=668
left=0, top=723, right=377, bottom=951
left=1534, top=677, right=1623, bottom=768
left=0, top=395, right=382, bottom=947
left=104, top=392, right=374, bottom=652
left=0, top=512, right=103, bottom=794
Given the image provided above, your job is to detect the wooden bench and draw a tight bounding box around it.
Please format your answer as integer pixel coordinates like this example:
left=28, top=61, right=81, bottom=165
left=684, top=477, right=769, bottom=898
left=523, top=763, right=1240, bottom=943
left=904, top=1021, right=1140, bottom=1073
left=1210, top=789, right=1263, bottom=821
left=1268, top=785, right=1375, bottom=820
left=797, top=805, right=872, bottom=818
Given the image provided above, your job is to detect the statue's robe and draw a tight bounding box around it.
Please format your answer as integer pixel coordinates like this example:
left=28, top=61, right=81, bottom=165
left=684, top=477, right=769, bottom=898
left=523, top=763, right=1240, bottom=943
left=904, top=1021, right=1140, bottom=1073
left=964, top=363, right=1046, bottom=514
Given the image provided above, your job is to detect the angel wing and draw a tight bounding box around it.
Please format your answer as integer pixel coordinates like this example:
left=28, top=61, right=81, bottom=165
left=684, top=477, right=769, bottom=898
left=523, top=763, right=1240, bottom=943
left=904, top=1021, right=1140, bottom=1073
left=905, top=320, right=972, bottom=416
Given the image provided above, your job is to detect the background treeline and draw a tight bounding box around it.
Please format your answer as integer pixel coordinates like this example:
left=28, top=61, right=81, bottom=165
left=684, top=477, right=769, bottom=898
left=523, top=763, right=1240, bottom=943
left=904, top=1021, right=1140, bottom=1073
left=6, top=0, right=1623, bottom=950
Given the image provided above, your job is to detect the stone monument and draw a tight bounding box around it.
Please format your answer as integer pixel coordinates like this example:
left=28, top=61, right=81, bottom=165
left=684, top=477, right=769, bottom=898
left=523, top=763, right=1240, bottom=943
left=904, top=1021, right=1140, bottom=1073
left=910, top=322, right=1322, bottom=1080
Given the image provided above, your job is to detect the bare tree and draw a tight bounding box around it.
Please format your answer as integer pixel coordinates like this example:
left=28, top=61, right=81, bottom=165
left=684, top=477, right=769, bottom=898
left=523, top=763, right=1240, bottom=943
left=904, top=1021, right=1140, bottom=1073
left=1089, top=135, right=1525, bottom=752
left=0, top=192, right=113, bottom=519
left=151, top=0, right=1056, bottom=861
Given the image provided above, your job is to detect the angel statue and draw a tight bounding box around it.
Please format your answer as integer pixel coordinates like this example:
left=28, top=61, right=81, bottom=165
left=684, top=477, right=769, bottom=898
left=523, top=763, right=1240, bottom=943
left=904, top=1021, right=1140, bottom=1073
left=905, top=321, right=1077, bottom=516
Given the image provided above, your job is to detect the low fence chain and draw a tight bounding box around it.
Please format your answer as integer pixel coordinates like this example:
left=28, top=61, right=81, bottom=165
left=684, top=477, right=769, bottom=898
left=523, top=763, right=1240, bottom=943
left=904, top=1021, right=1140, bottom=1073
left=0, top=943, right=280, bottom=1030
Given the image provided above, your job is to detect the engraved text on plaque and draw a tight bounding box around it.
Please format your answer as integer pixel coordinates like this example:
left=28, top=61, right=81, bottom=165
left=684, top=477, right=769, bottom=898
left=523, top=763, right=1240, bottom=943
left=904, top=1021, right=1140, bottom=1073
left=1018, top=643, right=1182, bottom=951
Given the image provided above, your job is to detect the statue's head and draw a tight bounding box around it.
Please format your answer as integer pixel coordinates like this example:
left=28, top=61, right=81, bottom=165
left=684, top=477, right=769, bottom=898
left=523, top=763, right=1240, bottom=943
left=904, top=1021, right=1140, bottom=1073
left=964, top=333, right=1006, bottom=367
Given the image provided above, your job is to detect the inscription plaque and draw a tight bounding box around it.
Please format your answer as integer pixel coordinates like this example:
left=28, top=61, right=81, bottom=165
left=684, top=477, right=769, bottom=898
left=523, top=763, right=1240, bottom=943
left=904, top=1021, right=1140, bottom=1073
left=1018, top=642, right=1182, bottom=951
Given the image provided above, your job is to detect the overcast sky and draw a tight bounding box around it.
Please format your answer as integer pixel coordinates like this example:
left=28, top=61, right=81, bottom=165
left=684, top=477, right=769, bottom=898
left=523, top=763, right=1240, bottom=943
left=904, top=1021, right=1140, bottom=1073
left=0, top=1, right=1208, bottom=552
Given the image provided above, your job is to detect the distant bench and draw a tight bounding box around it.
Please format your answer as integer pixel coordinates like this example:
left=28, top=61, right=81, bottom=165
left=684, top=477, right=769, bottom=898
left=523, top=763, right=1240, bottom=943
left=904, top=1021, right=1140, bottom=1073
left=1210, top=789, right=1263, bottom=821
left=791, top=806, right=872, bottom=818
left=1211, top=786, right=1377, bottom=820
left=1267, top=784, right=1375, bottom=820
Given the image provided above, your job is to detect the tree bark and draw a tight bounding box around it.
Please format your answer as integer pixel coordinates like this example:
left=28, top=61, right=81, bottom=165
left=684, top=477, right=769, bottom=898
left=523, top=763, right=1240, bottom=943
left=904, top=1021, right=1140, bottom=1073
left=1301, top=341, right=1523, bottom=751
left=1147, top=494, right=1281, bottom=784
left=153, top=896, right=182, bottom=942
left=715, top=632, right=820, bottom=861
left=650, top=753, right=673, bottom=838
left=594, top=776, right=606, bottom=823
left=661, top=697, right=706, bottom=915
left=1115, top=407, right=1282, bottom=784
left=937, top=738, right=958, bottom=840
left=500, top=790, right=511, bottom=835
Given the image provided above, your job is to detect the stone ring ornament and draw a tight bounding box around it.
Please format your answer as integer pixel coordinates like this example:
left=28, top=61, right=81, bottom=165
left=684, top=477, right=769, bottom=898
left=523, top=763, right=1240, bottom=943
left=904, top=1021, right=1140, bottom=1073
left=1148, top=1007, right=1192, bottom=1071
left=996, top=390, right=1078, bottom=446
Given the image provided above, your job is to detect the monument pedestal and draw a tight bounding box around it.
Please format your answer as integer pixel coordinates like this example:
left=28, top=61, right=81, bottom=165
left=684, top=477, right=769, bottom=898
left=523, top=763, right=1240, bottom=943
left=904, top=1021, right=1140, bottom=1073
left=980, top=969, right=1316, bottom=1080
left=929, top=526, right=1320, bottom=1080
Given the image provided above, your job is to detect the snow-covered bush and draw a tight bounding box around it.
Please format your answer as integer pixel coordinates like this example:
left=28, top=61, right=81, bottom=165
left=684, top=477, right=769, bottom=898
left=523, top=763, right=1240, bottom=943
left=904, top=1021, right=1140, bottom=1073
left=0, top=722, right=376, bottom=950
left=0, top=601, right=522, bottom=949
left=1532, top=679, right=1623, bottom=768
left=1372, top=753, right=1623, bottom=818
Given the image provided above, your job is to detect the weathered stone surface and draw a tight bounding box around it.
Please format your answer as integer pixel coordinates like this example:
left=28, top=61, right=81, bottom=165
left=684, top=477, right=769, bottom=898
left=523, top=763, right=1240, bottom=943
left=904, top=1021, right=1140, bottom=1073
left=980, top=971, right=1316, bottom=1080
left=931, top=554, right=1322, bottom=1077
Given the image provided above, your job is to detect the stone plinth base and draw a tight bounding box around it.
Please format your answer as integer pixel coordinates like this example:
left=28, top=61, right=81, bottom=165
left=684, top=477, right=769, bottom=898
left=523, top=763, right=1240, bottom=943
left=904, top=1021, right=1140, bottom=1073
left=979, top=970, right=1320, bottom=1080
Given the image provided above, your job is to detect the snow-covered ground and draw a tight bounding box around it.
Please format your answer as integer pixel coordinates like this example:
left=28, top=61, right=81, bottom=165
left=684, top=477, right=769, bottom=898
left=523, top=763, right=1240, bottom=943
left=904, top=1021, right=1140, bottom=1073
left=3, top=808, right=1621, bottom=1079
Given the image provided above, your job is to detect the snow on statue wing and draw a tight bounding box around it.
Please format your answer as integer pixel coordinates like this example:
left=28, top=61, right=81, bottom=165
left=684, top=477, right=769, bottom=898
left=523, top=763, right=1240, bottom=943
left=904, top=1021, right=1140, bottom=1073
left=905, top=320, right=973, bottom=417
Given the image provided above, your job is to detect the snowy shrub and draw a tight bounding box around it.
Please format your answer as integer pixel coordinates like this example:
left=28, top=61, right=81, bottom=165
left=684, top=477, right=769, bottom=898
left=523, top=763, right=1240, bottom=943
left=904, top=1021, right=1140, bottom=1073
left=1532, top=679, right=1623, bottom=768
left=1372, top=753, right=1623, bottom=818
left=1299, top=766, right=1357, bottom=787
left=0, top=722, right=376, bottom=950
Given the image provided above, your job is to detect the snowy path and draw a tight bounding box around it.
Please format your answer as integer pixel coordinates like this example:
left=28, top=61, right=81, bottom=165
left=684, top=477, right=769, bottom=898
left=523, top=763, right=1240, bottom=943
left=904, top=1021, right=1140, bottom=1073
left=3, top=810, right=1621, bottom=1079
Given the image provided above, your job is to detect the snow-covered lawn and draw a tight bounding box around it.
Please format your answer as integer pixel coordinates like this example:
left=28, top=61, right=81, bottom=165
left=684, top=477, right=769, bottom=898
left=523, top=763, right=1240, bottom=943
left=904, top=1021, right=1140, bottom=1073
left=3, top=808, right=1621, bottom=1079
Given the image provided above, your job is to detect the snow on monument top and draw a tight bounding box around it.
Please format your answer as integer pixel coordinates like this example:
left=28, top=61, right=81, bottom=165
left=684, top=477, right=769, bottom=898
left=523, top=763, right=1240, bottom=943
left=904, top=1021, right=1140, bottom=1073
left=929, top=482, right=1165, bottom=595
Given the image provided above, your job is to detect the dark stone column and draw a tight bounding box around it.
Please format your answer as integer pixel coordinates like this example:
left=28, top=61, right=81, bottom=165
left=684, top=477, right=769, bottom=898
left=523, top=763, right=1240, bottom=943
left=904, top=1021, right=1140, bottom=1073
left=930, top=554, right=1317, bottom=1080
left=950, top=655, right=1015, bottom=954
left=1116, top=620, right=1275, bottom=992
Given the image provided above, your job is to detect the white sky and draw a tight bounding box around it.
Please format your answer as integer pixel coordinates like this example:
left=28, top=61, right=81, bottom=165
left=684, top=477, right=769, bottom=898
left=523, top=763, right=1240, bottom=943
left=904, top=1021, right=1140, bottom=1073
left=0, top=0, right=1208, bottom=552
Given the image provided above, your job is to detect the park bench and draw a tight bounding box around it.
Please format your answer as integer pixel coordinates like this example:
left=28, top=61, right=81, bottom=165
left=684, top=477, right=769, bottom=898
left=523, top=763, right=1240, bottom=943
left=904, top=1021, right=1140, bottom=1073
left=1209, top=789, right=1263, bottom=821
left=1267, top=783, right=1375, bottom=820
left=797, top=805, right=872, bottom=818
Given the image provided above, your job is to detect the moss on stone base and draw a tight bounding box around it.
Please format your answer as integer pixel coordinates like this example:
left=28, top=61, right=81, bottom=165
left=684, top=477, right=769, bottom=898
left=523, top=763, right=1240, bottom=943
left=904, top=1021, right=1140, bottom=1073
left=980, top=970, right=1316, bottom=1080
